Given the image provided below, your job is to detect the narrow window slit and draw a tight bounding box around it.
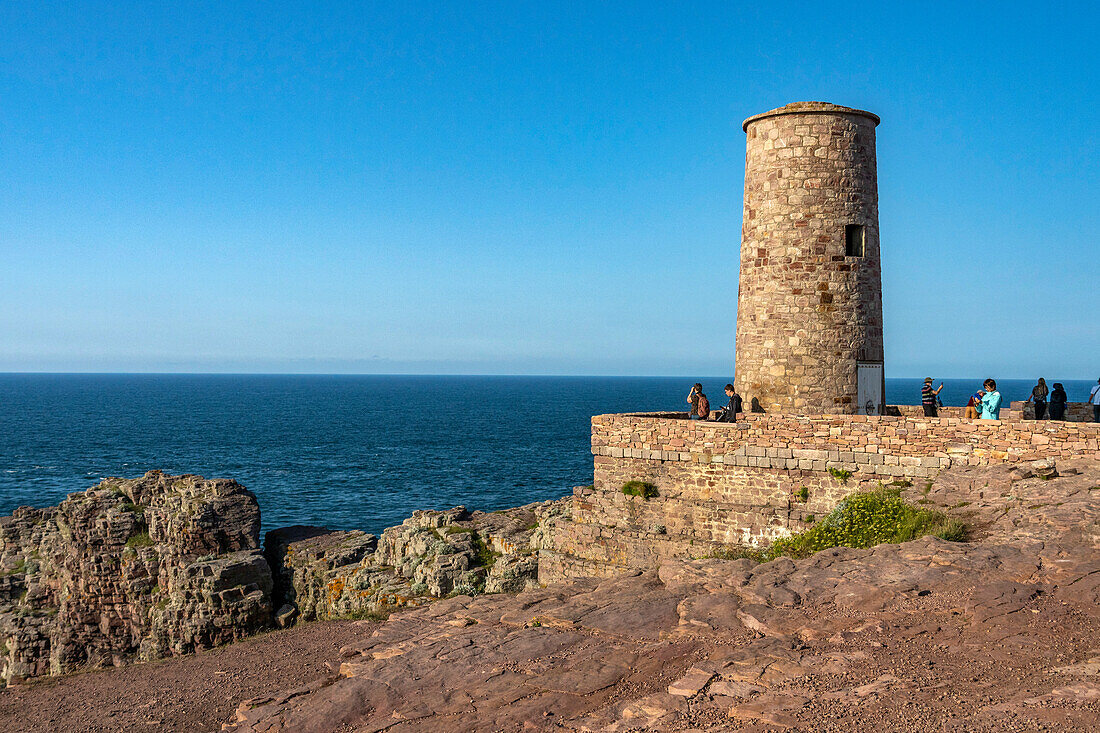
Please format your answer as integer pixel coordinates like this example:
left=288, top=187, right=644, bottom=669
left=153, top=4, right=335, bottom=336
left=845, top=225, right=865, bottom=257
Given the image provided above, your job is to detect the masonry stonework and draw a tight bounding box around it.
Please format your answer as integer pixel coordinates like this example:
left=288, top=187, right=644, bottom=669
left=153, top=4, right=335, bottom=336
left=734, top=102, right=884, bottom=415
left=538, top=413, right=1100, bottom=583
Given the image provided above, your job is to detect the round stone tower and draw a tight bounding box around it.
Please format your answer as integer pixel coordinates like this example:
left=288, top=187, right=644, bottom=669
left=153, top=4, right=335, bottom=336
left=734, top=102, right=885, bottom=415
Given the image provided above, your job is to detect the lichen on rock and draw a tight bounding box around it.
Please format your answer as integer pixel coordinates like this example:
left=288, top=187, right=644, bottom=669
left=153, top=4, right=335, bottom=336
left=265, top=499, right=567, bottom=623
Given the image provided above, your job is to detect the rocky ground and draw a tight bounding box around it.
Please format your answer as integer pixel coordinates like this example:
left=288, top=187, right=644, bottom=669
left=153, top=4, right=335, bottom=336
left=0, top=618, right=370, bottom=733
left=2, top=459, right=1098, bottom=731
left=224, top=459, right=1100, bottom=732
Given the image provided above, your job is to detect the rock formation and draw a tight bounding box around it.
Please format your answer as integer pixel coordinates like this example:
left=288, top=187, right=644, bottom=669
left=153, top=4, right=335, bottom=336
left=265, top=500, right=568, bottom=625
left=227, top=459, right=1100, bottom=731
left=0, top=471, right=272, bottom=684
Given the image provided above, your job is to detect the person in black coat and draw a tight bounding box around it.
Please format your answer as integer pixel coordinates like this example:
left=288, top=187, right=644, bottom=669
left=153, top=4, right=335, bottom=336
left=1049, top=383, right=1068, bottom=421
left=716, top=384, right=743, bottom=422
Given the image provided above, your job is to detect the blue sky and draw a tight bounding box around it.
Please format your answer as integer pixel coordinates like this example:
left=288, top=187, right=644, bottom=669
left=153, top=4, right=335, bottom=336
left=1, top=2, right=1097, bottom=377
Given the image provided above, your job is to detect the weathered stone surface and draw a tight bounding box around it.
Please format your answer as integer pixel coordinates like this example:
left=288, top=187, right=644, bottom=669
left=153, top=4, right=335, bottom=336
left=226, top=461, right=1100, bottom=732
left=541, top=412, right=1100, bottom=582
left=266, top=500, right=568, bottom=623
left=735, top=102, right=884, bottom=416
left=0, top=471, right=272, bottom=684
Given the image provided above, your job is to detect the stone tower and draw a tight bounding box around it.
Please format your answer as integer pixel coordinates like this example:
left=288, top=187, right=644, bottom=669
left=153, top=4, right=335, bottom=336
left=734, top=102, right=885, bottom=415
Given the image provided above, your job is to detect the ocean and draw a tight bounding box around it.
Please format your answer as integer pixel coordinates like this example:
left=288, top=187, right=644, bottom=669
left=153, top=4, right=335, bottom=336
left=1, top=374, right=1094, bottom=536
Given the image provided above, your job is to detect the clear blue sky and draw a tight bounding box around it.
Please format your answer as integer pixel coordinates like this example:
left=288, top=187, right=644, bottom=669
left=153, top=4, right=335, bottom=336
left=2, top=2, right=1097, bottom=377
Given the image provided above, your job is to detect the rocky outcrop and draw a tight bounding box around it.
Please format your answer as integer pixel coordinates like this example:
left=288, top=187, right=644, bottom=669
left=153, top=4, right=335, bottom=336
left=265, top=500, right=569, bottom=624
left=227, top=460, right=1100, bottom=732
left=0, top=471, right=272, bottom=684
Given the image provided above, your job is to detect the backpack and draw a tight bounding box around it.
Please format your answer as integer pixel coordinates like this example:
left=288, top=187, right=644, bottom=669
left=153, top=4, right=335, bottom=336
left=697, top=394, right=709, bottom=417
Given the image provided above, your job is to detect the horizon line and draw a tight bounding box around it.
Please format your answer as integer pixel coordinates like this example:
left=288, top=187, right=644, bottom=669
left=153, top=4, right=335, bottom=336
left=1, top=371, right=1095, bottom=381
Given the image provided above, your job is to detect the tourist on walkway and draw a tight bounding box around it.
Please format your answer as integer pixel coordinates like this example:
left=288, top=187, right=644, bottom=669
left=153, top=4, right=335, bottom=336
left=979, top=379, right=1002, bottom=420
left=1090, top=379, right=1100, bottom=422
left=716, top=384, right=742, bottom=422
left=687, top=383, right=709, bottom=420
left=1027, top=378, right=1049, bottom=420
left=921, top=378, right=944, bottom=417
left=1049, top=383, right=1068, bottom=420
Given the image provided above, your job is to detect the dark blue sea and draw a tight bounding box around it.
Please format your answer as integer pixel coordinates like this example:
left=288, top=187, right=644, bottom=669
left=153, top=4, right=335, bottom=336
left=1, top=375, right=1094, bottom=536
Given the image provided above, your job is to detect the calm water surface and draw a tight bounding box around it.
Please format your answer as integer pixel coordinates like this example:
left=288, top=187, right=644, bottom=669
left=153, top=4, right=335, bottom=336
left=1, top=375, right=1093, bottom=535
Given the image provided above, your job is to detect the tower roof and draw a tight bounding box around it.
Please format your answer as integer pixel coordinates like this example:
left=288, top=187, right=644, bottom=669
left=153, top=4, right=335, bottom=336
left=742, top=102, right=880, bottom=132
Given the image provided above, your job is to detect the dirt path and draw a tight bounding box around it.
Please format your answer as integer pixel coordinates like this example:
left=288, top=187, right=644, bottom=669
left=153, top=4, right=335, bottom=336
left=0, top=619, right=372, bottom=733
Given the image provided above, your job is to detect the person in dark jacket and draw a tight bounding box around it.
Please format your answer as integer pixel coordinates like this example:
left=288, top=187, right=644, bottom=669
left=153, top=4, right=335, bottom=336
left=1027, top=378, right=1049, bottom=419
left=1049, top=383, right=1068, bottom=421
left=922, top=378, right=945, bottom=417
left=716, top=384, right=742, bottom=422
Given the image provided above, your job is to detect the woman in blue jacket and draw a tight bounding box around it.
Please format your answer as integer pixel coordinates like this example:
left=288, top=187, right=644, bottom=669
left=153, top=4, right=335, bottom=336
left=979, top=379, right=1002, bottom=419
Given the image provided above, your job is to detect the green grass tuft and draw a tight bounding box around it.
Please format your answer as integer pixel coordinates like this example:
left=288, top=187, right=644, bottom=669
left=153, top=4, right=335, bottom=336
left=621, top=481, right=659, bottom=500
left=827, top=467, right=853, bottom=485
left=796, top=486, right=809, bottom=502
left=125, top=532, right=154, bottom=549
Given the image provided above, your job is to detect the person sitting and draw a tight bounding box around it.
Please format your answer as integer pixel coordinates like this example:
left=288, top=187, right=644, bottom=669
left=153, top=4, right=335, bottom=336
left=715, top=384, right=742, bottom=422
left=979, top=379, right=1002, bottom=420
left=1049, top=382, right=1068, bottom=420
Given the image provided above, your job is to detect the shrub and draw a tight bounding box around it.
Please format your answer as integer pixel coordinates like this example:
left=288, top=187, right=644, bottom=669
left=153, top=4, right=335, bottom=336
left=796, top=486, right=809, bottom=502
left=762, top=486, right=965, bottom=561
left=827, top=467, right=853, bottom=485
left=622, top=481, right=659, bottom=500
left=804, top=514, right=816, bottom=524
left=125, top=532, right=154, bottom=549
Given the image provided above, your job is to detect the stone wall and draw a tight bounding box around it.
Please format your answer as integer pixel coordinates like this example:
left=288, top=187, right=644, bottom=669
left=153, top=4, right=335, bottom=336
left=1011, top=401, right=1096, bottom=422
left=734, top=102, right=884, bottom=415
left=538, top=412, right=1100, bottom=583
left=0, top=471, right=272, bottom=684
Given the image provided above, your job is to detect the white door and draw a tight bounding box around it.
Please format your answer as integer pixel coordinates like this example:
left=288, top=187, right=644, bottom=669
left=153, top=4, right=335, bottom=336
left=857, top=361, right=884, bottom=415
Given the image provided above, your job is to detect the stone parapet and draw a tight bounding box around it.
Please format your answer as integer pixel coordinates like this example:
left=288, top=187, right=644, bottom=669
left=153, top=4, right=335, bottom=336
left=1010, top=401, right=1096, bottom=422
left=592, top=412, right=1100, bottom=467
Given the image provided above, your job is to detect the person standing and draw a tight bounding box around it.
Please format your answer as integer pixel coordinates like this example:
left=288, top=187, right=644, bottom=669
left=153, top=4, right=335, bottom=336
left=921, top=378, right=944, bottom=417
left=687, top=383, right=707, bottom=420
left=1090, top=378, right=1100, bottom=422
left=1027, top=378, right=1049, bottom=420
left=1049, top=383, right=1068, bottom=420
left=979, top=379, right=1002, bottom=420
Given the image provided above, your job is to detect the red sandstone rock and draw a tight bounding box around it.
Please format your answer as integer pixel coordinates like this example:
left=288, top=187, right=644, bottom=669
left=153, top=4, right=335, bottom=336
left=223, top=462, right=1100, bottom=732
